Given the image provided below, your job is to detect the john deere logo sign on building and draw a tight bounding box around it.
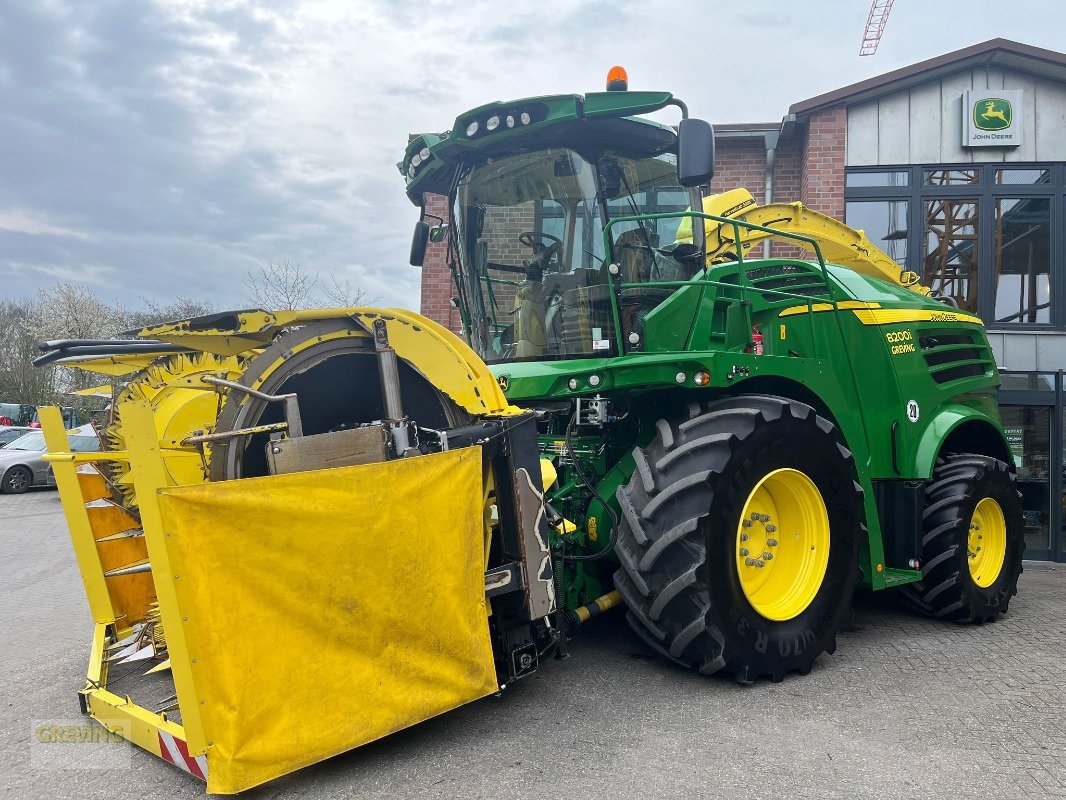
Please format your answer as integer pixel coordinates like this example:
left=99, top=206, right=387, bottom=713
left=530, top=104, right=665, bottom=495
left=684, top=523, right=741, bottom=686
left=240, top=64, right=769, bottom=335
left=962, top=89, right=1023, bottom=147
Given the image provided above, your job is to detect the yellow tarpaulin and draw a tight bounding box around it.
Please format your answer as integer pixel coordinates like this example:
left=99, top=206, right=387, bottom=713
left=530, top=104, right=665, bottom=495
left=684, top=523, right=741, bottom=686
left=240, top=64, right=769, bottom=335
left=156, top=447, right=497, bottom=794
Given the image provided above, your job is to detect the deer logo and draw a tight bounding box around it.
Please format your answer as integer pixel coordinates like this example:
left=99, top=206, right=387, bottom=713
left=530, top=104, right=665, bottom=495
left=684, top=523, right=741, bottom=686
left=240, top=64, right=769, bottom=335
left=974, top=98, right=1012, bottom=131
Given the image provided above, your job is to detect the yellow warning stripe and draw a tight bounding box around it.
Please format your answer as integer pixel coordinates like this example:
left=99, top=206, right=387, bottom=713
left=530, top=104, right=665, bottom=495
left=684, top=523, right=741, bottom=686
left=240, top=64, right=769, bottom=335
left=778, top=302, right=983, bottom=327
left=851, top=308, right=984, bottom=326
left=778, top=301, right=880, bottom=317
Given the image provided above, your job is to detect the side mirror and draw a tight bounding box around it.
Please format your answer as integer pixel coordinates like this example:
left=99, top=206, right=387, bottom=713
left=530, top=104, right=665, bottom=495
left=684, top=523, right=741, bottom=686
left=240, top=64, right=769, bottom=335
left=410, top=221, right=430, bottom=266
left=677, top=118, right=715, bottom=187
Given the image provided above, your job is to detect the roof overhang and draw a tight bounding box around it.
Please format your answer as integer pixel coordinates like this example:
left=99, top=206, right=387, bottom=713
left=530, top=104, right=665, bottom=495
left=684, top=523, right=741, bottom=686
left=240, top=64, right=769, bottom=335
left=790, top=38, right=1066, bottom=116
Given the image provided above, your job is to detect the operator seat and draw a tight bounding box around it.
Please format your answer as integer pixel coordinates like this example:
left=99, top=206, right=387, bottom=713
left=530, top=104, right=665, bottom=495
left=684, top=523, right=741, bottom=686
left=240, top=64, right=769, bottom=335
left=557, top=228, right=662, bottom=356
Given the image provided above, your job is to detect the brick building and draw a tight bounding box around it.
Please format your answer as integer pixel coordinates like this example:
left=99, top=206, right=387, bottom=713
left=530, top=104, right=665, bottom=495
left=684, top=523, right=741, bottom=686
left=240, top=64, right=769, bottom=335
left=418, top=39, right=1066, bottom=561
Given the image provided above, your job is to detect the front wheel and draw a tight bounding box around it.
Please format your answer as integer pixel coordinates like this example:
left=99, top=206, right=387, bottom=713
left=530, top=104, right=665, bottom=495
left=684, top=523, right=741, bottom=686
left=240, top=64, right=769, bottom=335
left=613, top=395, right=864, bottom=682
left=900, top=454, right=1024, bottom=623
left=1, top=465, right=33, bottom=494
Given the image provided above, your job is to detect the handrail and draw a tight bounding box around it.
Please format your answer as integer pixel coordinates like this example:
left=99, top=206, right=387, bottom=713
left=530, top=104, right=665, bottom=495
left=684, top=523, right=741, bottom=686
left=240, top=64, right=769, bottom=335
left=603, top=209, right=837, bottom=359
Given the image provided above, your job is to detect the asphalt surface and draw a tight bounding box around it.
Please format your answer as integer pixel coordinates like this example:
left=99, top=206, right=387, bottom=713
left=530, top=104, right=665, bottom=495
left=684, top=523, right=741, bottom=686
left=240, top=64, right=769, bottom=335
left=2, top=487, right=1065, bottom=799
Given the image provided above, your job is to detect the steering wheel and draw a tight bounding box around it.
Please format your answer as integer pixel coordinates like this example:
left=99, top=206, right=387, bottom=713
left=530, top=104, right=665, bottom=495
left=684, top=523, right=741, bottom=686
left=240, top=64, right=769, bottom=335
left=519, top=231, right=563, bottom=271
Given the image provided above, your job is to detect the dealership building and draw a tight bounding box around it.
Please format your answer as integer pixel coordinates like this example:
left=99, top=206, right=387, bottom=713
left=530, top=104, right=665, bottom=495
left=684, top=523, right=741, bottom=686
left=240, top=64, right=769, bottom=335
left=418, top=39, right=1066, bottom=561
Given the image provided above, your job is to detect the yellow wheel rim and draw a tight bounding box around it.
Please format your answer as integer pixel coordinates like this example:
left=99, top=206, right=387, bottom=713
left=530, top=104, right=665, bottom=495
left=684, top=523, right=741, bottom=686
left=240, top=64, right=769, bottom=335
left=736, top=468, right=831, bottom=622
left=968, top=497, right=1007, bottom=588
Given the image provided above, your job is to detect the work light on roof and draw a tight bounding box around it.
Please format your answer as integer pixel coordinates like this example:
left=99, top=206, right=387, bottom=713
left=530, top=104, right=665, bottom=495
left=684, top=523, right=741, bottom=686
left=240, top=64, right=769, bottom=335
left=486, top=115, right=500, bottom=131
left=466, top=120, right=479, bottom=136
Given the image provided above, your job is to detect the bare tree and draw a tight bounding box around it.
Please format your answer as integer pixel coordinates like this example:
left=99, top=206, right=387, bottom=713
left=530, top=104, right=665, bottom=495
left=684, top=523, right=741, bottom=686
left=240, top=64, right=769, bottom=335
left=320, top=273, right=372, bottom=307
left=119, top=296, right=220, bottom=332
left=245, top=261, right=375, bottom=310
left=244, top=260, right=320, bottom=310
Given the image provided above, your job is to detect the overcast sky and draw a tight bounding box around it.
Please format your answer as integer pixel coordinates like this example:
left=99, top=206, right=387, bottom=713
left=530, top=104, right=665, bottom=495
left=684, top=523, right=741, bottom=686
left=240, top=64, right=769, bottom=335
left=1, top=1, right=1064, bottom=312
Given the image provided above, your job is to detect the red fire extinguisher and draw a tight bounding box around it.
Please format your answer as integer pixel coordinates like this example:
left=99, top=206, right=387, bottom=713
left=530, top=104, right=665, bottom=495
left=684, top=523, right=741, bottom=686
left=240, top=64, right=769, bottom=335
left=750, top=325, right=764, bottom=355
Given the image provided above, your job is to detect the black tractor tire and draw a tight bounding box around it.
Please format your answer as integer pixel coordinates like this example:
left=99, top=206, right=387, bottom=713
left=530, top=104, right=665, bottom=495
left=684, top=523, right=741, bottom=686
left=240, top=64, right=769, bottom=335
left=1, top=465, right=33, bottom=494
left=900, top=454, right=1024, bottom=623
left=613, top=395, right=864, bottom=682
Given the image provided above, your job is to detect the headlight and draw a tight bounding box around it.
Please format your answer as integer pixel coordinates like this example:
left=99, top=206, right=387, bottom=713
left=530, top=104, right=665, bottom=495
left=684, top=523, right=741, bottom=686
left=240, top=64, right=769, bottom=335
left=486, top=115, right=500, bottom=131
left=411, top=153, right=422, bottom=167
left=505, top=115, right=515, bottom=128
left=520, top=112, right=531, bottom=125
left=466, top=121, right=479, bottom=136
left=419, top=147, right=430, bottom=160
left=407, top=164, right=416, bottom=177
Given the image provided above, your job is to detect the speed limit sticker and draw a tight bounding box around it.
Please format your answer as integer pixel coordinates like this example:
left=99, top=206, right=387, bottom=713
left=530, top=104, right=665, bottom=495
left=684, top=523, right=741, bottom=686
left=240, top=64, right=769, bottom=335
left=906, top=399, right=920, bottom=423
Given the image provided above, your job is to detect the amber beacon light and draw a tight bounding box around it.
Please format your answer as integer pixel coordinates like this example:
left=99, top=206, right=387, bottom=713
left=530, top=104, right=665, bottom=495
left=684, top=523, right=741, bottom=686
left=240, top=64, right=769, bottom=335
left=605, top=65, right=628, bottom=91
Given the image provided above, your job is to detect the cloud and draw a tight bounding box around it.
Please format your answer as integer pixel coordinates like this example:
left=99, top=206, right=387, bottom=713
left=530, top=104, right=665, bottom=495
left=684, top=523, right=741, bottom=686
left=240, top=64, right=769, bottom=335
left=0, top=209, right=94, bottom=240
left=22, top=262, right=115, bottom=284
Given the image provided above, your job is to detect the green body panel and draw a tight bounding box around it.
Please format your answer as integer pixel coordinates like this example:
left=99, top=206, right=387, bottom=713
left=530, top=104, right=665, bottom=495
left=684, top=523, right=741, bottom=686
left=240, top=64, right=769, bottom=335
left=403, top=89, right=1011, bottom=608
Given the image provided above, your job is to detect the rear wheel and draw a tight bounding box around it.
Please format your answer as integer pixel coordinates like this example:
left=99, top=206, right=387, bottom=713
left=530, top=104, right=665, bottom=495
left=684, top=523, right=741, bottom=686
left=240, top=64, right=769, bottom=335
left=613, top=395, right=864, bottom=682
left=1, top=465, right=32, bottom=494
left=900, top=454, right=1023, bottom=622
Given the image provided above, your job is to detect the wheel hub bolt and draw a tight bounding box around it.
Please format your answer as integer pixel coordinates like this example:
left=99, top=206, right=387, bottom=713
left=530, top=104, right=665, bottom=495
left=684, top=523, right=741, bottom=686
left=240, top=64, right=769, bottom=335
left=754, top=559, right=765, bottom=568
left=740, top=533, right=749, bottom=541
left=742, top=520, right=753, bottom=528
left=767, top=538, right=779, bottom=547
left=739, top=548, right=749, bottom=557
left=763, top=552, right=773, bottom=560
left=745, top=557, right=757, bottom=566
left=765, top=524, right=777, bottom=533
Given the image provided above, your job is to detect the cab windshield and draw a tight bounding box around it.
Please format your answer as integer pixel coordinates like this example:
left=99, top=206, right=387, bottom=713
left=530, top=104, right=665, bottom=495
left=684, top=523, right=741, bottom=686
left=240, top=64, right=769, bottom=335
left=452, top=148, right=700, bottom=364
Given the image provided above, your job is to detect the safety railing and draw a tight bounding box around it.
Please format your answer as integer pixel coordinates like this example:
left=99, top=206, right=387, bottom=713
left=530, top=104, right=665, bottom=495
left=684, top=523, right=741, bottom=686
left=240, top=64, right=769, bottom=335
left=602, top=210, right=854, bottom=362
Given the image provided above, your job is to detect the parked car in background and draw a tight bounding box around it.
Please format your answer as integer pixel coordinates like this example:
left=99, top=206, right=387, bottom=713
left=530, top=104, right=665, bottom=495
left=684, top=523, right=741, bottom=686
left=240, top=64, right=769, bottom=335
left=0, top=426, right=35, bottom=448
left=0, top=426, right=101, bottom=494
left=0, top=403, right=81, bottom=429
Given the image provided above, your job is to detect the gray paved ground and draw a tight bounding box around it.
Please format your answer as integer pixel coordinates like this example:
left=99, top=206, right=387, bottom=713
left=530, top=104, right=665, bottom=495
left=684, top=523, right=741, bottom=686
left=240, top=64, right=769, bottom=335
left=2, top=487, right=1065, bottom=799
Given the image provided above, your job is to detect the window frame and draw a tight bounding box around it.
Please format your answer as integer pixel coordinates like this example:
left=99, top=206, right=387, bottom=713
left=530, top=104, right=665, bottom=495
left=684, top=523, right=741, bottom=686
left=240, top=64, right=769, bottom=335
left=845, top=163, right=1065, bottom=331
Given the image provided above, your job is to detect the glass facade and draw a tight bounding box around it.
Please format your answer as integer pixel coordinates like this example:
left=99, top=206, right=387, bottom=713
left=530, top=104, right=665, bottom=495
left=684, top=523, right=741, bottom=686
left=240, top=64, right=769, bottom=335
left=845, top=200, right=908, bottom=265
left=845, top=163, right=1065, bottom=330
left=998, top=371, right=1064, bottom=561
left=994, top=197, right=1051, bottom=324
left=1000, top=405, right=1052, bottom=552
left=923, top=198, right=979, bottom=312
